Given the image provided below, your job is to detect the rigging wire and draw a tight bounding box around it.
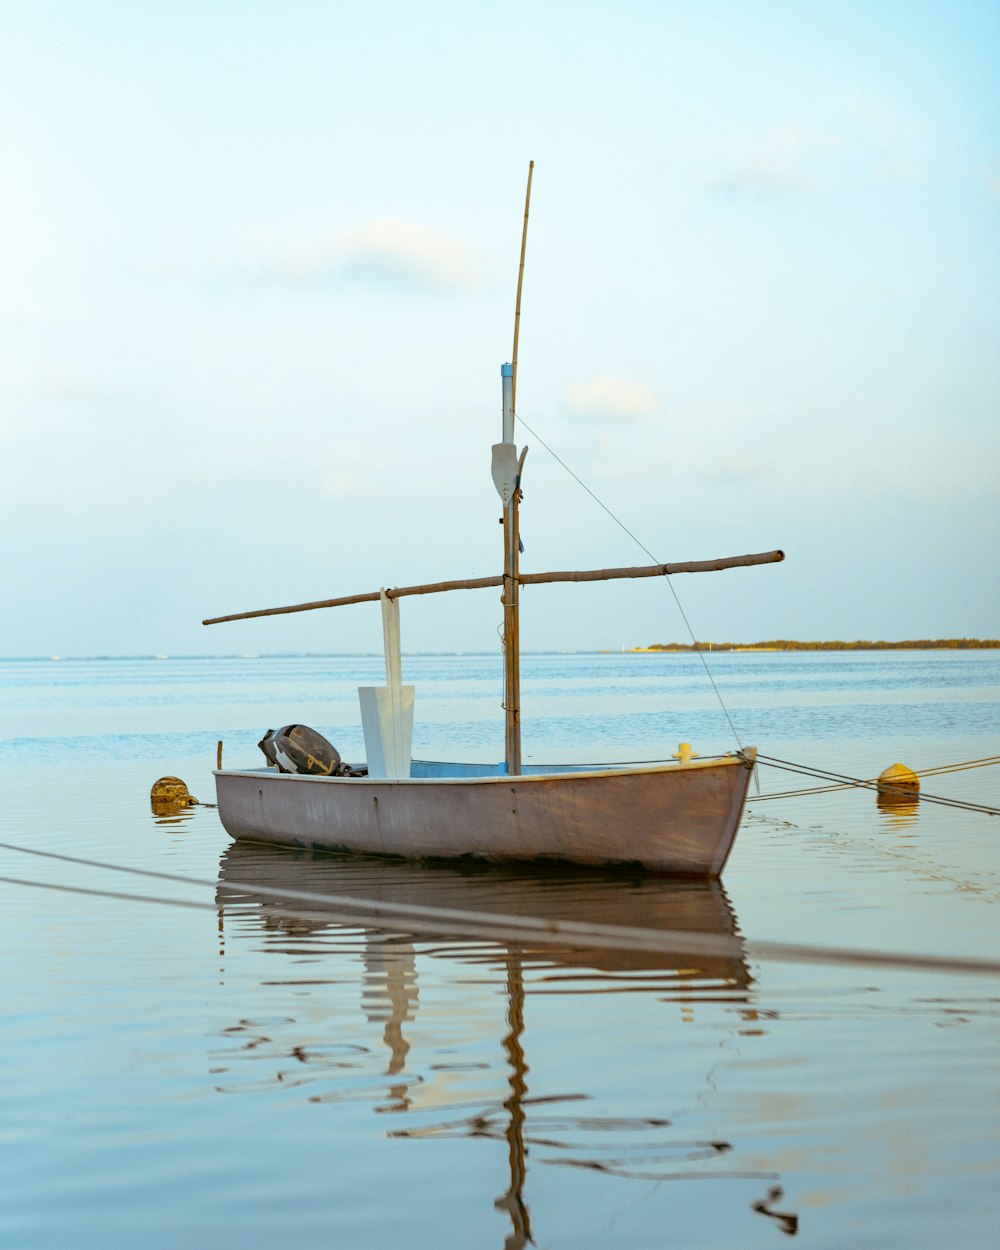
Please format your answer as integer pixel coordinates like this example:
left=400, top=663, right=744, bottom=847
left=0, top=840, right=997, bottom=977
left=513, top=412, right=993, bottom=818
left=516, top=412, right=745, bottom=750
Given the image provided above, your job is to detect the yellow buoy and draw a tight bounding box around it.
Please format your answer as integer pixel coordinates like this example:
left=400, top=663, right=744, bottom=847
left=876, top=763, right=919, bottom=803
left=150, top=776, right=199, bottom=816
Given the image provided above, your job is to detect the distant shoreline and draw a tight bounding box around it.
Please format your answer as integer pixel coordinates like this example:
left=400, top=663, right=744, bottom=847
left=631, top=639, right=999, bottom=652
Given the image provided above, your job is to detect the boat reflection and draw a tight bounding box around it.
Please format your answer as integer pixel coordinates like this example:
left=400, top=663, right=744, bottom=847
left=215, top=846, right=774, bottom=1245
left=216, top=841, right=752, bottom=994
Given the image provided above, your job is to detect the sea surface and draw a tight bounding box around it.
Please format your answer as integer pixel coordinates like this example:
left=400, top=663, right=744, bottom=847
left=0, top=650, right=998, bottom=1249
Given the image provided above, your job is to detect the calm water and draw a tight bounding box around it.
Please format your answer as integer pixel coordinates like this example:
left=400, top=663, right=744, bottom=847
left=1, top=651, right=998, bottom=1248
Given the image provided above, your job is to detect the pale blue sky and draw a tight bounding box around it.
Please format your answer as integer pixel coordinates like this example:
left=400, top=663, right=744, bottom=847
left=2, top=1, right=997, bottom=655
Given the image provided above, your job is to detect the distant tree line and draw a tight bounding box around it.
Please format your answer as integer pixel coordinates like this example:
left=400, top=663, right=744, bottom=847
left=642, top=639, right=1000, bottom=652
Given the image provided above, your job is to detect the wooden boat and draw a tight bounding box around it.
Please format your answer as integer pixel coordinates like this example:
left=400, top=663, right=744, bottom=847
left=203, top=166, right=783, bottom=876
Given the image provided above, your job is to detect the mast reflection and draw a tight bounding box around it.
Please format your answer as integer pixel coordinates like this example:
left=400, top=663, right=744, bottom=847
left=215, top=845, right=760, bottom=1244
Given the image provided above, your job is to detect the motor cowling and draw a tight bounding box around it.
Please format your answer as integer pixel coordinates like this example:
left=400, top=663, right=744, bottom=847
left=259, top=724, right=346, bottom=776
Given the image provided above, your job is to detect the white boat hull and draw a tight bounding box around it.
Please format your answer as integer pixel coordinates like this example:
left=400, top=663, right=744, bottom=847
left=214, top=749, right=756, bottom=876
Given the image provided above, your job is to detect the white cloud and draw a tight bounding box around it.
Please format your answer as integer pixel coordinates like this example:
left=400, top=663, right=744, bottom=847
left=242, top=218, right=483, bottom=292
left=700, top=124, right=846, bottom=198
left=701, top=126, right=813, bottom=198
left=705, top=454, right=765, bottom=482
left=0, top=363, right=124, bottom=441
left=319, top=468, right=374, bottom=500
left=702, top=107, right=938, bottom=198
left=23, top=362, right=114, bottom=403
left=564, top=374, right=659, bottom=419
left=842, top=92, right=932, bottom=180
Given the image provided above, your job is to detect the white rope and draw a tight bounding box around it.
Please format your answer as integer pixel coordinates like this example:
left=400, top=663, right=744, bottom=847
left=1, top=841, right=997, bottom=978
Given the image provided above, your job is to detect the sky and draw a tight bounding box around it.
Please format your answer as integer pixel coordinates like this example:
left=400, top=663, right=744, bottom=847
left=2, top=0, right=998, bottom=657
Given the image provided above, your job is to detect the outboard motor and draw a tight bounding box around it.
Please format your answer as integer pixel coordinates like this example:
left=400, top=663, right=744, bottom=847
left=259, top=725, right=347, bottom=776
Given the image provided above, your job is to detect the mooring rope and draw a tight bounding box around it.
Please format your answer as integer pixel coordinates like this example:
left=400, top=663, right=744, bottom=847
left=753, top=754, right=1000, bottom=816
left=0, top=839, right=998, bottom=977
left=754, top=754, right=1000, bottom=802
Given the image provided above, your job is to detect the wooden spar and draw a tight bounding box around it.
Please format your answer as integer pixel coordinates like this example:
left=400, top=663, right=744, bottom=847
left=202, top=549, right=785, bottom=625
left=521, top=551, right=785, bottom=582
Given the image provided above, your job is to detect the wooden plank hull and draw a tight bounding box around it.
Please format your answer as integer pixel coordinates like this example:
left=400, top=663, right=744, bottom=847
left=214, top=749, right=755, bottom=876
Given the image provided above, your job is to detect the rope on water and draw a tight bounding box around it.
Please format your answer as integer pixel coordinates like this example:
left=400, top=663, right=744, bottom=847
left=0, top=839, right=999, bottom=977
left=754, top=756, right=1000, bottom=802
left=754, top=754, right=1000, bottom=802
left=753, top=754, right=1000, bottom=816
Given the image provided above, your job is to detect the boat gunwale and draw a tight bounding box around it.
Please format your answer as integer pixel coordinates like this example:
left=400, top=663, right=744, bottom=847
left=214, top=748, right=756, bottom=787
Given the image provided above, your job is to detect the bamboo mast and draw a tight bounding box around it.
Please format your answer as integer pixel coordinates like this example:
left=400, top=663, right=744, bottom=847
left=511, top=160, right=533, bottom=419
left=501, top=379, right=521, bottom=775
left=502, top=161, right=534, bottom=776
